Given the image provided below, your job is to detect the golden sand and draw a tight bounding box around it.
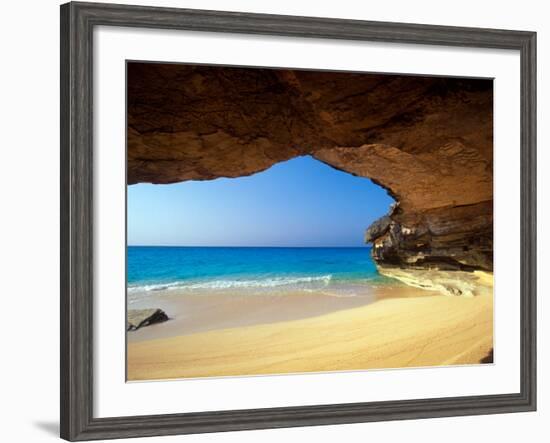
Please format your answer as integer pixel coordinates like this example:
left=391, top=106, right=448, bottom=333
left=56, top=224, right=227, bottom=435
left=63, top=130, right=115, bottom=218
left=127, top=285, right=493, bottom=381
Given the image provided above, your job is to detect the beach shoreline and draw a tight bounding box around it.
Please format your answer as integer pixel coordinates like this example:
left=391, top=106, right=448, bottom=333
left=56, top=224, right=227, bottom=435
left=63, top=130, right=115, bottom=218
left=127, top=283, right=422, bottom=342
left=127, top=280, right=494, bottom=381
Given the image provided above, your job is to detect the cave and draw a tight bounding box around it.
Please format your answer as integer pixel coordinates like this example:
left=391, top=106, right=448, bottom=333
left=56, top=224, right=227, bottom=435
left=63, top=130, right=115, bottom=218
left=127, top=62, right=493, bottom=294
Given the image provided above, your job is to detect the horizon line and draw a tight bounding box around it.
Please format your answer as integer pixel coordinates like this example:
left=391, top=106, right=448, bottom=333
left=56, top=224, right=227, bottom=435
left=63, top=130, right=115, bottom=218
left=127, top=244, right=371, bottom=248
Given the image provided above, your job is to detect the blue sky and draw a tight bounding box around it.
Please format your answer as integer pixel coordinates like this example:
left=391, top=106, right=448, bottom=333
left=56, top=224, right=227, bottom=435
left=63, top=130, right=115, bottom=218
left=127, top=156, right=393, bottom=247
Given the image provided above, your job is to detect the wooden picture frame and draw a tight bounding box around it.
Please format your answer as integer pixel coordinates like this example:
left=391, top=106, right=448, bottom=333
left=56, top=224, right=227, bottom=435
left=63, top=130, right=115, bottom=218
left=60, top=2, right=536, bottom=440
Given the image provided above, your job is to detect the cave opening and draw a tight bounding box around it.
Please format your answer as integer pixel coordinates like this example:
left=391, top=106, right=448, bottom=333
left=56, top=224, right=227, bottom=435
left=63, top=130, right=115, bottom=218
left=127, top=155, right=395, bottom=248
left=127, top=62, right=493, bottom=290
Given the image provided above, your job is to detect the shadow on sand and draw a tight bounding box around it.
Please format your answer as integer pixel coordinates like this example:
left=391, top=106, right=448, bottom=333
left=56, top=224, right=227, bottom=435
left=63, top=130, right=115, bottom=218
left=480, top=348, right=494, bottom=363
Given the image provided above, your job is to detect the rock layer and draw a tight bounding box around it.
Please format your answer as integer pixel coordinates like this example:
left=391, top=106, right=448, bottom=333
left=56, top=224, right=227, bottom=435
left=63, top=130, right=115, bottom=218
left=127, top=63, right=493, bottom=279
left=377, top=268, right=493, bottom=297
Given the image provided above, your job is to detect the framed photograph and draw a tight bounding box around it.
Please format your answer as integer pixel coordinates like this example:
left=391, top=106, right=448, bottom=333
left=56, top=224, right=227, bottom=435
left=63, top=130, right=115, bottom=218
left=60, top=1, right=536, bottom=440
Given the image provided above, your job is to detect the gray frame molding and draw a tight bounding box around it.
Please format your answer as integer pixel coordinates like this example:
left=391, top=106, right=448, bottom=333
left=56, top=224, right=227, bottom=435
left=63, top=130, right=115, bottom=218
left=60, top=2, right=537, bottom=441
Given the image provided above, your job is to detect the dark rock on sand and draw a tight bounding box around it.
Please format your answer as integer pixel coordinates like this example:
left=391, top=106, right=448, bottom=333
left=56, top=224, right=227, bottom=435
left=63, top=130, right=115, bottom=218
left=480, top=348, right=494, bottom=364
left=127, top=308, right=168, bottom=331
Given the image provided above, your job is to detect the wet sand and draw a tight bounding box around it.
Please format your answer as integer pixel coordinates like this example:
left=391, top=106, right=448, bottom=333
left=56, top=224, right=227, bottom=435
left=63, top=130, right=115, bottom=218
left=127, top=285, right=426, bottom=342
left=127, top=283, right=493, bottom=380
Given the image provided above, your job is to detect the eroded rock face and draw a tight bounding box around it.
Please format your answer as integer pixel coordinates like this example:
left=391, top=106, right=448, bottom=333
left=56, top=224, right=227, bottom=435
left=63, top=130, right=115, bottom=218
left=128, top=63, right=493, bottom=274
left=313, top=142, right=493, bottom=271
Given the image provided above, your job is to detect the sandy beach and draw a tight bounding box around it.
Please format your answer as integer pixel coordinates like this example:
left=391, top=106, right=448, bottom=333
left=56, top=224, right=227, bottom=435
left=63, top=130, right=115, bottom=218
left=127, top=281, right=493, bottom=381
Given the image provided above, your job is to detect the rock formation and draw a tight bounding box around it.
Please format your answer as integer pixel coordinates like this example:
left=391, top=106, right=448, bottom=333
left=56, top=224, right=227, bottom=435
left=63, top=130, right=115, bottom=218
left=127, top=63, right=493, bottom=294
left=127, top=308, right=169, bottom=331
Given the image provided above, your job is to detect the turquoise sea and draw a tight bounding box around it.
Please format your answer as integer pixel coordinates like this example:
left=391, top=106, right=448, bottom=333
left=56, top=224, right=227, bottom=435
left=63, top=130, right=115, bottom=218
left=128, top=246, right=396, bottom=297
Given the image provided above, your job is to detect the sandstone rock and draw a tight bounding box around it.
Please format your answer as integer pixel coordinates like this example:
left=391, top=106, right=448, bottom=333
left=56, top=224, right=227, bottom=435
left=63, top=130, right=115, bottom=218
left=127, top=63, right=493, bottom=284
left=365, top=200, right=493, bottom=271
left=365, top=216, right=391, bottom=243
left=377, top=267, right=493, bottom=298
left=127, top=309, right=169, bottom=331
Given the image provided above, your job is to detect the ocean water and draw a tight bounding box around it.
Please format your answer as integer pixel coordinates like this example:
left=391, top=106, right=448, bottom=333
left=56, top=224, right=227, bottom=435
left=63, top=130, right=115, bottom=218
left=128, top=246, right=396, bottom=298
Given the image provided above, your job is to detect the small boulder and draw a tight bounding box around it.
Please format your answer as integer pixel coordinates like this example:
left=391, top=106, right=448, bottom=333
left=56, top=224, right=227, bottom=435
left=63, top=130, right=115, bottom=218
left=127, top=308, right=168, bottom=331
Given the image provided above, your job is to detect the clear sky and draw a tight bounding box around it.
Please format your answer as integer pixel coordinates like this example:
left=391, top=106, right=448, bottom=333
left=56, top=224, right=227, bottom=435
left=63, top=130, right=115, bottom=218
left=127, top=156, right=394, bottom=247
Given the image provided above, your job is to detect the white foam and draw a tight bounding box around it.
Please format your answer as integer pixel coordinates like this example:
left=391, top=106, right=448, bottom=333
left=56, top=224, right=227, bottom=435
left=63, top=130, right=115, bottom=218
left=128, top=274, right=333, bottom=293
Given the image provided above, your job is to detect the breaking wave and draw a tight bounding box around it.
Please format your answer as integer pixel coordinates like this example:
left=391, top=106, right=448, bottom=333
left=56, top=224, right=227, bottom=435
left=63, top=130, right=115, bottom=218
left=128, top=274, right=334, bottom=293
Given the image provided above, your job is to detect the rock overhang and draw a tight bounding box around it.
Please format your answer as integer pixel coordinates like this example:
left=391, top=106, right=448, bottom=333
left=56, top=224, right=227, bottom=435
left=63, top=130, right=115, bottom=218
left=127, top=62, right=493, bottom=275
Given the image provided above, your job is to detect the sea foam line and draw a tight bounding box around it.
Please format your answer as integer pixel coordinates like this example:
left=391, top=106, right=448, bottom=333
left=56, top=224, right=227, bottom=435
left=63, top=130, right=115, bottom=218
left=127, top=274, right=333, bottom=293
